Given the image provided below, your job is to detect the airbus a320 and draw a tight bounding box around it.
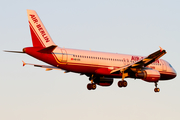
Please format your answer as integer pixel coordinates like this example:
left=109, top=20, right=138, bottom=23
left=5, top=10, right=177, bottom=92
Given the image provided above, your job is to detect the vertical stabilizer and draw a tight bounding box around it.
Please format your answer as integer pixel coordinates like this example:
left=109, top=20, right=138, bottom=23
left=27, top=10, right=56, bottom=47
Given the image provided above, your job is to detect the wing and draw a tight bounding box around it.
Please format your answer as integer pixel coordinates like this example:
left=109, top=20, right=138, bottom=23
left=22, top=61, right=62, bottom=71
left=110, top=47, right=166, bottom=74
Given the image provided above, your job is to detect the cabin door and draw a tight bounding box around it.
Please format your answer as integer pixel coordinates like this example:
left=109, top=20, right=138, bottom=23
left=61, top=49, right=67, bottom=62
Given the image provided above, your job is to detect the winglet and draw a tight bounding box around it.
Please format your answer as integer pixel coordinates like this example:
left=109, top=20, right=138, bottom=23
left=22, top=61, right=26, bottom=66
left=159, top=46, right=163, bottom=52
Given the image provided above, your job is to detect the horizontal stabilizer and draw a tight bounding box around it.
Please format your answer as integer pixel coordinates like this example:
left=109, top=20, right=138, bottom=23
left=22, top=61, right=74, bottom=73
left=22, top=61, right=62, bottom=71
left=4, top=50, right=24, bottom=53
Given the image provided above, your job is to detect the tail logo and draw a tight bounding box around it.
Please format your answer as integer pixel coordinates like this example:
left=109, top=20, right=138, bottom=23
left=29, top=14, right=50, bottom=43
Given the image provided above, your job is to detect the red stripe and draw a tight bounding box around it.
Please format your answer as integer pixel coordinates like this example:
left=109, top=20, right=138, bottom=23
left=159, top=71, right=176, bottom=75
left=52, top=58, right=176, bottom=75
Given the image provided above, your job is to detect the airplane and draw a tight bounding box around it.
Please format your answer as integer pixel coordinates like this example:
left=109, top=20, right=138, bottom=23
left=5, top=10, right=177, bottom=92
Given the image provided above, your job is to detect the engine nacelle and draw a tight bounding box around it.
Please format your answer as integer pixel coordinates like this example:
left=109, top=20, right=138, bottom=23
left=94, top=77, right=113, bottom=86
left=136, top=69, right=160, bottom=82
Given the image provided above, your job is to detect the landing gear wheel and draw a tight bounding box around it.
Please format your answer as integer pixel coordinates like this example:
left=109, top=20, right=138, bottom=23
left=118, top=81, right=123, bottom=87
left=122, top=81, right=127, bottom=87
left=87, top=83, right=92, bottom=90
left=118, top=80, right=128, bottom=88
left=92, top=83, right=96, bottom=90
left=87, top=83, right=96, bottom=90
left=154, top=88, right=160, bottom=92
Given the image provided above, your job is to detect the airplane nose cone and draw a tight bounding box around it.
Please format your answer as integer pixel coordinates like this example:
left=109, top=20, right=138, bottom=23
left=172, top=72, right=177, bottom=79
left=171, top=67, right=177, bottom=79
left=160, top=67, right=177, bottom=80
left=172, top=70, right=177, bottom=79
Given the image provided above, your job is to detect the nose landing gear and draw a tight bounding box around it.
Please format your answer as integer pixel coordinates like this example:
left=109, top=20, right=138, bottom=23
left=154, top=82, right=160, bottom=92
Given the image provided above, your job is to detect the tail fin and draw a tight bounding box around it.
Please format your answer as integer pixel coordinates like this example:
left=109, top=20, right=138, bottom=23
left=27, top=10, right=56, bottom=47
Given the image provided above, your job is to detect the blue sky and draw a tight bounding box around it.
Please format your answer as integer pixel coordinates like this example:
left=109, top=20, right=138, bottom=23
left=0, top=0, right=180, bottom=120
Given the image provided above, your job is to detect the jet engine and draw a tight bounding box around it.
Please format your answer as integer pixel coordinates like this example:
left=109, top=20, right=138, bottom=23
left=135, top=69, right=160, bottom=82
left=94, top=77, right=114, bottom=86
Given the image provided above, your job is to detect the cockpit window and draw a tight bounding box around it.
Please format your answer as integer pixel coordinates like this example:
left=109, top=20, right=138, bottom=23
left=169, top=63, right=173, bottom=68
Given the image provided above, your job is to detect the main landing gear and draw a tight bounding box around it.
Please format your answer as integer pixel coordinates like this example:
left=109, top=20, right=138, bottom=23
left=87, top=83, right=96, bottom=90
left=87, top=75, right=97, bottom=90
left=118, top=80, right=128, bottom=87
left=154, top=82, right=160, bottom=92
left=118, top=71, right=128, bottom=88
